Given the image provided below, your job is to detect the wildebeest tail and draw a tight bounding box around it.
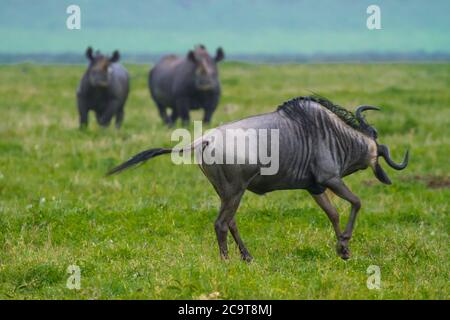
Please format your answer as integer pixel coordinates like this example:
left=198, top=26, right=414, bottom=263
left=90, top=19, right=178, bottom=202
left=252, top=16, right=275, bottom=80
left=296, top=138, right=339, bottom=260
left=107, top=148, right=172, bottom=175
left=107, top=136, right=209, bottom=176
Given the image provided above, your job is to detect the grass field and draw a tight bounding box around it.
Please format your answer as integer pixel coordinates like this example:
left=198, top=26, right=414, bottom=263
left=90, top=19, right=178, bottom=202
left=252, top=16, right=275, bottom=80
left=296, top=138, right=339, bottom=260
left=0, top=62, right=449, bottom=299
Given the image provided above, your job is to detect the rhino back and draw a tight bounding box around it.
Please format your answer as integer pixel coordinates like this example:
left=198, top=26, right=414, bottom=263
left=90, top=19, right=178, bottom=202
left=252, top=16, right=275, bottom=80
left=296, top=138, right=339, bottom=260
left=149, top=56, right=185, bottom=104
left=151, top=55, right=209, bottom=103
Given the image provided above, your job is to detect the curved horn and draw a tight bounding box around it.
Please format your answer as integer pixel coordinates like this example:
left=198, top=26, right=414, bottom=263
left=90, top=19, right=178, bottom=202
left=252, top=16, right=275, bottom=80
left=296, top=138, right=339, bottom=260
left=378, top=144, right=409, bottom=170
left=355, top=105, right=380, bottom=125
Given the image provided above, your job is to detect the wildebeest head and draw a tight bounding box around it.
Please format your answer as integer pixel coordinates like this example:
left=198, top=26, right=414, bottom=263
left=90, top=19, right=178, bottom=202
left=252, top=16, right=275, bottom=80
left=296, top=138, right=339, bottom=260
left=187, top=45, right=224, bottom=90
left=356, top=106, right=409, bottom=185
left=85, top=47, right=120, bottom=87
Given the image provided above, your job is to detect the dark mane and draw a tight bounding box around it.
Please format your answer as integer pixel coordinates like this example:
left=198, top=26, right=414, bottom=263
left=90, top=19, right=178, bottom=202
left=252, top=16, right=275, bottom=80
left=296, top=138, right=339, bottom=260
left=277, top=95, right=362, bottom=131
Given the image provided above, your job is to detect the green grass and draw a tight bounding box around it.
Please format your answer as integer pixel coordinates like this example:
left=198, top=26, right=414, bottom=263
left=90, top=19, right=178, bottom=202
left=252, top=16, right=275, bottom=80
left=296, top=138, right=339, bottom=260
left=0, top=62, right=449, bottom=299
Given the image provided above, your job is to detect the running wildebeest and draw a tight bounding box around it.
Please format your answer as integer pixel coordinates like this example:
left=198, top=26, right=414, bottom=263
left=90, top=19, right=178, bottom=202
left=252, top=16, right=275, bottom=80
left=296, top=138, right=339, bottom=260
left=107, top=96, right=409, bottom=261
left=148, top=45, right=224, bottom=126
left=77, top=47, right=129, bottom=129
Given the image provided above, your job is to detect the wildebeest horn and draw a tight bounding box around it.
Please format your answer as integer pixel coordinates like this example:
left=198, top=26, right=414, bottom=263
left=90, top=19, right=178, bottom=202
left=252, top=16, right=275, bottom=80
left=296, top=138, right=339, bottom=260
left=355, top=105, right=380, bottom=125
left=378, top=144, right=409, bottom=170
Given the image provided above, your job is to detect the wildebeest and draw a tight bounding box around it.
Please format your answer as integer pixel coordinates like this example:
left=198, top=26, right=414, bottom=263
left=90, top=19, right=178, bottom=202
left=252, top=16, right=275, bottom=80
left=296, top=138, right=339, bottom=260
left=77, top=47, right=129, bottom=129
left=107, top=96, right=409, bottom=261
left=148, top=45, right=224, bottom=126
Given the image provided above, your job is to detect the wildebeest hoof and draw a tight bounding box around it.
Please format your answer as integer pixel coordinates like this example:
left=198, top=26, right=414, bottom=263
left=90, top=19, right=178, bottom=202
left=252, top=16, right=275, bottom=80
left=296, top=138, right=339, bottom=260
left=241, top=253, right=253, bottom=263
left=336, top=243, right=351, bottom=260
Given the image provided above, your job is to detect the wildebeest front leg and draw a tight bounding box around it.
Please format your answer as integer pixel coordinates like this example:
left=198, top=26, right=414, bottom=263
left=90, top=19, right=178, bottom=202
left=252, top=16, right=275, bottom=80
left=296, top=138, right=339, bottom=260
left=310, top=192, right=345, bottom=257
left=322, top=177, right=361, bottom=260
left=228, top=218, right=252, bottom=262
left=215, top=192, right=244, bottom=260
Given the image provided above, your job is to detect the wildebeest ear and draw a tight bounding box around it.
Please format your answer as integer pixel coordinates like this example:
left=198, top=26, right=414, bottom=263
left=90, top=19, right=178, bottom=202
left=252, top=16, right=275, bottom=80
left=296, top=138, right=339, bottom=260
left=215, top=47, right=224, bottom=62
left=187, top=50, right=196, bottom=62
left=86, top=47, right=94, bottom=61
left=110, top=50, right=120, bottom=62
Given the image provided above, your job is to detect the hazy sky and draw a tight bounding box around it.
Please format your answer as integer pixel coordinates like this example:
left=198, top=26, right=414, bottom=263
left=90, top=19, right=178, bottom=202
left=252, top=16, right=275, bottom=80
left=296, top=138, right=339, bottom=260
left=0, top=0, right=448, bottom=54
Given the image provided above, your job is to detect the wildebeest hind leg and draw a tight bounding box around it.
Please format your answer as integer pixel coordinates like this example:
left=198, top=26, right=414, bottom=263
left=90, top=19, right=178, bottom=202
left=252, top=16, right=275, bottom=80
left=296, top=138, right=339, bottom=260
left=228, top=218, right=253, bottom=262
left=215, top=191, right=244, bottom=260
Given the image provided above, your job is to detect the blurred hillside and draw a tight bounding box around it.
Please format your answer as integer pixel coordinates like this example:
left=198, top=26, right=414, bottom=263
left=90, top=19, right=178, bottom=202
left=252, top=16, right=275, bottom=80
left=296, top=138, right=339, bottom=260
left=0, top=0, right=449, bottom=62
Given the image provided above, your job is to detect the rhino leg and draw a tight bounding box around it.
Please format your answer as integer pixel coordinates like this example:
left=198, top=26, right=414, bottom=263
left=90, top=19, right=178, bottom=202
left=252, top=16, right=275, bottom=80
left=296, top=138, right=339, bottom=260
left=175, top=97, right=190, bottom=126
left=77, top=95, right=89, bottom=129
left=169, top=107, right=178, bottom=126
left=98, top=99, right=122, bottom=127
left=203, top=94, right=219, bottom=125
left=203, top=108, right=214, bottom=125
left=115, top=105, right=125, bottom=129
left=155, top=102, right=171, bottom=126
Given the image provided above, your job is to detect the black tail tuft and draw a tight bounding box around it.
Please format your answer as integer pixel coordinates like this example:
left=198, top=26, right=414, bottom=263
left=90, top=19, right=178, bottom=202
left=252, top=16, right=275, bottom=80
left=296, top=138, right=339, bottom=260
left=107, top=148, right=171, bottom=176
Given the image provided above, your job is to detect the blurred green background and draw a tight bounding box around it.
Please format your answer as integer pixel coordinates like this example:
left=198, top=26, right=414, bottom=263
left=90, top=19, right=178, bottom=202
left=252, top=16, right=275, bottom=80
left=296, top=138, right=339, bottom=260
left=0, top=0, right=449, bottom=61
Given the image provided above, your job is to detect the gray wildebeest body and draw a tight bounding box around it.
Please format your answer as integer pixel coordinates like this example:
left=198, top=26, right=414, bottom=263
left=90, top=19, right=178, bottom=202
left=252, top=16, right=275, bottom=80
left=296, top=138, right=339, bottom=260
left=77, top=47, right=129, bottom=129
left=108, top=96, right=409, bottom=261
left=148, top=45, right=224, bottom=126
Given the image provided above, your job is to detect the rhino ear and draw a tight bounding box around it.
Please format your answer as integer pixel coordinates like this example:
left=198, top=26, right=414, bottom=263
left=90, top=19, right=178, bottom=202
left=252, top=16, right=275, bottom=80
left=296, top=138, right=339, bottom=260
left=187, top=50, right=196, bottom=62
left=110, top=50, right=120, bottom=62
left=215, top=47, right=224, bottom=62
left=86, top=47, right=94, bottom=61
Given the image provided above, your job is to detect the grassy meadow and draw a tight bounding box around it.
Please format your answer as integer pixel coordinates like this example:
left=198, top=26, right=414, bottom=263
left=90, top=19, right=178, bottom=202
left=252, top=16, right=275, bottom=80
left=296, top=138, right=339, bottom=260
left=0, top=62, right=449, bottom=299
